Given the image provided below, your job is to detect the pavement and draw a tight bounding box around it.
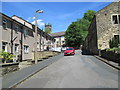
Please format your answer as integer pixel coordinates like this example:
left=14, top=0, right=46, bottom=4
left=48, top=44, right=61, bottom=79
left=2, top=54, right=62, bottom=88
left=94, top=55, right=120, bottom=70
left=15, top=50, right=118, bottom=88
left=2, top=50, right=119, bottom=89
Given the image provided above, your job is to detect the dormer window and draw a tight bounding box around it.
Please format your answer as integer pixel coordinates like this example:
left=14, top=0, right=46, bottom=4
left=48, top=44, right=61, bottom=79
left=3, top=19, right=7, bottom=29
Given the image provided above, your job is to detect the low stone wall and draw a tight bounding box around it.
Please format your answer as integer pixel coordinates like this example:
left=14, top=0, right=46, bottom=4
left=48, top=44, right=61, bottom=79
left=1, top=63, right=19, bottom=76
left=101, top=50, right=120, bottom=64
left=32, top=51, right=60, bottom=61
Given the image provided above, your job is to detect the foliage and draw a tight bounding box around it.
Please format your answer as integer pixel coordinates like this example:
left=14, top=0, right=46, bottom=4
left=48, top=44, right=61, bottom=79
left=0, top=50, right=16, bottom=63
left=65, top=10, right=96, bottom=47
left=106, top=48, right=120, bottom=54
left=109, top=37, right=119, bottom=48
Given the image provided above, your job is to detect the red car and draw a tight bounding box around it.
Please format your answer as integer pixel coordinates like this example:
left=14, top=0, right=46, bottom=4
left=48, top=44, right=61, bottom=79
left=64, top=47, right=75, bottom=56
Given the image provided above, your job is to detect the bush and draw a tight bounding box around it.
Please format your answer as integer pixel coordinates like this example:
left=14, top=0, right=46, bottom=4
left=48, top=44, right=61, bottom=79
left=109, top=37, right=119, bottom=48
left=0, top=50, right=16, bottom=63
left=106, top=48, right=120, bottom=54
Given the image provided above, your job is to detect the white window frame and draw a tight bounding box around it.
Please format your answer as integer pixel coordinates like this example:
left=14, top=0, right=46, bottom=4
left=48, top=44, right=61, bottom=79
left=111, top=14, right=120, bottom=25
left=3, top=19, right=7, bottom=29
left=15, top=44, right=19, bottom=52
left=2, top=42, right=7, bottom=52
left=24, top=45, right=29, bottom=53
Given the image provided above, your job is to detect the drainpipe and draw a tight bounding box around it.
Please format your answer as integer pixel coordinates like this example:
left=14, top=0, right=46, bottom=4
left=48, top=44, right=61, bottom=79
left=20, top=22, right=24, bottom=62
left=11, top=21, right=13, bottom=54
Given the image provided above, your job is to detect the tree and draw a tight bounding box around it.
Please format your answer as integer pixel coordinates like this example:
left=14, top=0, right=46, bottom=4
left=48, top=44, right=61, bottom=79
left=65, top=10, right=96, bottom=48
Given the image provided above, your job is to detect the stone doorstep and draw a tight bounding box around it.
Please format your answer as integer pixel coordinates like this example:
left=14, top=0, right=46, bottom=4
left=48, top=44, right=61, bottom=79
left=94, top=55, right=120, bottom=70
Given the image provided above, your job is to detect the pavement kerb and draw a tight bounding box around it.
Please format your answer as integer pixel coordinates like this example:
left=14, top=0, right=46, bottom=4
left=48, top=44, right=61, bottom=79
left=94, top=55, right=120, bottom=70
left=2, top=54, right=62, bottom=89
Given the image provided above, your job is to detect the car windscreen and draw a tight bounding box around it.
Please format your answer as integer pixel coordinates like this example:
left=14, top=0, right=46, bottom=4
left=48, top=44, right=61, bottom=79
left=66, top=48, right=73, bottom=50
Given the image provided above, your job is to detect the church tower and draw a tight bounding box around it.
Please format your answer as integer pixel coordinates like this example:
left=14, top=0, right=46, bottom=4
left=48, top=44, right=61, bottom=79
left=45, top=23, right=52, bottom=34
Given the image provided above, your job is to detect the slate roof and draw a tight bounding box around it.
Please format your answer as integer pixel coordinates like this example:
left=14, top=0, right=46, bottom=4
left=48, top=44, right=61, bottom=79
left=49, top=32, right=65, bottom=37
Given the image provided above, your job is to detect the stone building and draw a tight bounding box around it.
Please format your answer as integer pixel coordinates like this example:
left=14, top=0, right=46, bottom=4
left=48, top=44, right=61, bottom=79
left=45, top=23, right=52, bottom=34
left=0, top=13, right=53, bottom=62
left=83, top=2, right=120, bottom=54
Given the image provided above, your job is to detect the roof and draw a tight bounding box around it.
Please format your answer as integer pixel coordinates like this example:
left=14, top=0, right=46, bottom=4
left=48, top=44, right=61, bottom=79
left=12, top=15, right=33, bottom=26
left=49, top=32, right=65, bottom=37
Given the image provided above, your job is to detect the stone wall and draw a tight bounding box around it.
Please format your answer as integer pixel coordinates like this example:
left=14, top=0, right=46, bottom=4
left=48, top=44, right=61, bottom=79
left=101, top=50, right=120, bottom=63
left=83, top=2, right=120, bottom=55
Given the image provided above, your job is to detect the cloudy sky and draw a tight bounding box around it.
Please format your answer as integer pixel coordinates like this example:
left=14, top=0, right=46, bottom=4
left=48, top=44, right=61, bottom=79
left=2, top=2, right=111, bottom=33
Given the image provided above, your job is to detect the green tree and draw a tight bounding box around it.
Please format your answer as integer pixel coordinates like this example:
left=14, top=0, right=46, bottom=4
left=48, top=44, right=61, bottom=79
left=65, top=10, right=96, bottom=48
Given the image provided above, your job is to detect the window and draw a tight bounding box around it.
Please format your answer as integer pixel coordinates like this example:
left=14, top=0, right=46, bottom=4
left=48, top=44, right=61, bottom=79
left=114, top=35, right=119, bottom=43
left=24, top=29, right=29, bottom=36
left=62, top=41, right=65, bottom=44
left=2, top=42, right=7, bottom=52
left=15, top=25, right=19, bottom=33
left=112, top=15, right=120, bottom=24
left=3, top=19, right=7, bottom=29
left=24, top=45, right=29, bottom=53
left=15, top=44, right=19, bottom=52
left=118, top=15, right=120, bottom=24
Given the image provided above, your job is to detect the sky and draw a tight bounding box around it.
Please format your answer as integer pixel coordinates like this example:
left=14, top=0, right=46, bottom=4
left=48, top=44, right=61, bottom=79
left=2, top=2, right=112, bottom=33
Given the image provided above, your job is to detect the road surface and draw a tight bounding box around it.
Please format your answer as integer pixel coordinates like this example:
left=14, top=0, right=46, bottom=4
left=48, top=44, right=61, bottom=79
left=16, top=50, right=118, bottom=88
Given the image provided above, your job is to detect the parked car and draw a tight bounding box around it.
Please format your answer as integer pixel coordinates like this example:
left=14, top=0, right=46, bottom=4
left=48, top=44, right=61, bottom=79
left=64, top=47, right=75, bottom=56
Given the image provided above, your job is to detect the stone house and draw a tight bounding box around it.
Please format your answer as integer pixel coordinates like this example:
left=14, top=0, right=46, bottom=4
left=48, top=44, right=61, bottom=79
left=0, top=13, right=53, bottom=62
left=83, top=2, right=120, bottom=54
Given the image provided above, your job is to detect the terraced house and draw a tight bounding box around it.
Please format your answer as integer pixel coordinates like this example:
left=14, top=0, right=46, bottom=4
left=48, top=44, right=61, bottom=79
left=83, top=2, right=120, bottom=54
left=0, top=13, right=54, bottom=62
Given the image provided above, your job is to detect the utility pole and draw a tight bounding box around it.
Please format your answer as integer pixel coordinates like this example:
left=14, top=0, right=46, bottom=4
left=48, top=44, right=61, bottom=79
left=34, top=10, right=43, bottom=64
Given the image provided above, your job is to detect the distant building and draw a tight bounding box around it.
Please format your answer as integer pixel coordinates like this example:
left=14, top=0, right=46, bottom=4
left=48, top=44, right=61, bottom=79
left=45, top=23, right=52, bottom=34
left=83, top=2, right=120, bottom=54
left=49, top=32, right=65, bottom=49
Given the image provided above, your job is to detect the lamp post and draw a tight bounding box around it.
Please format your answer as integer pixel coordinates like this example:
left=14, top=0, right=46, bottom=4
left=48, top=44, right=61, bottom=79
left=34, top=10, right=43, bottom=64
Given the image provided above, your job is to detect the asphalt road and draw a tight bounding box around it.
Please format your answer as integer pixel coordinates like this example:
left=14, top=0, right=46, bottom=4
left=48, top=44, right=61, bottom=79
left=16, top=50, right=118, bottom=88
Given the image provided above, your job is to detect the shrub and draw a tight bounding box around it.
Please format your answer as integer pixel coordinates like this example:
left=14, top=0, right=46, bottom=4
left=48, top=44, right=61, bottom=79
left=106, top=48, right=120, bottom=54
left=109, top=37, right=119, bottom=48
left=0, top=50, right=16, bottom=63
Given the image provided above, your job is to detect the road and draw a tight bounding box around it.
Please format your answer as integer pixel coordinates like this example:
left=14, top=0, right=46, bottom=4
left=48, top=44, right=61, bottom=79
left=16, top=50, right=118, bottom=88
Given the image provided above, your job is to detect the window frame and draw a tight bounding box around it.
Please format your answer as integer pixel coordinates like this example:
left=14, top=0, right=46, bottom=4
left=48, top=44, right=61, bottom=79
left=24, top=29, right=29, bottom=37
left=24, top=45, right=29, bottom=53
left=2, top=42, right=7, bottom=52
left=15, top=24, right=19, bottom=33
left=15, top=44, right=19, bottom=52
left=2, top=19, right=7, bottom=29
left=111, top=14, right=120, bottom=25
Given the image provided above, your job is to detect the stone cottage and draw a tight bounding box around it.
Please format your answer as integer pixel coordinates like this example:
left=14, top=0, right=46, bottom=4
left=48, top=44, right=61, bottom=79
left=83, top=2, right=120, bottom=54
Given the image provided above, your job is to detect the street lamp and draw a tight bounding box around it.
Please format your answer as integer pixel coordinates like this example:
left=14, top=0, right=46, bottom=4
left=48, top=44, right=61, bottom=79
left=34, top=10, right=43, bottom=64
